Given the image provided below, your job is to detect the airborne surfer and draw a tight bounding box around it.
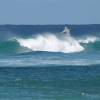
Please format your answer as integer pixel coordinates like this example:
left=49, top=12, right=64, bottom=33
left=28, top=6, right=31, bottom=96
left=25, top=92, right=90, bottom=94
left=62, top=26, right=71, bottom=36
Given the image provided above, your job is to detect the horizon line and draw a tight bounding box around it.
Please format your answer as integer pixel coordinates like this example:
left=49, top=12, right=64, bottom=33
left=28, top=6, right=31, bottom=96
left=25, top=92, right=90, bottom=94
left=0, top=24, right=100, bottom=26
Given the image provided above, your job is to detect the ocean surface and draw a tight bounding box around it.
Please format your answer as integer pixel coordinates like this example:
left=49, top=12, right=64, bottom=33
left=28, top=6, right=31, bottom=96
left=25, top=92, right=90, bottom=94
left=0, top=24, right=100, bottom=100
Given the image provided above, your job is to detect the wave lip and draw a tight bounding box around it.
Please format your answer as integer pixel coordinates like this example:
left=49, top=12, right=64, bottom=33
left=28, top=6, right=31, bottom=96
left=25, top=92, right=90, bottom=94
left=17, top=33, right=84, bottom=53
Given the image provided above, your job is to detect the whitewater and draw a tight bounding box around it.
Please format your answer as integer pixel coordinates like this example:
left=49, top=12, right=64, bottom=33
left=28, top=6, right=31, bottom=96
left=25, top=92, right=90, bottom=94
left=16, top=34, right=99, bottom=54
left=17, top=33, right=84, bottom=53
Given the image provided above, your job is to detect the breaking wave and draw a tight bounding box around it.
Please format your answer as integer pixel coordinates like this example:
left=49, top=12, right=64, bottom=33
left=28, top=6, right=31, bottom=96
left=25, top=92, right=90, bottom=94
left=79, top=36, right=100, bottom=51
left=17, top=33, right=84, bottom=53
left=0, top=33, right=100, bottom=54
left=78, top=36, right=99, bottom=44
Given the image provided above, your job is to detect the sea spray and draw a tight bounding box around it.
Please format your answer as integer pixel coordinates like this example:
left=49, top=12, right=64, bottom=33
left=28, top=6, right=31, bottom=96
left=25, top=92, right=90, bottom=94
left=17, top=33, right=84, bottom=53
left=78, top=36, right=99, bottom=44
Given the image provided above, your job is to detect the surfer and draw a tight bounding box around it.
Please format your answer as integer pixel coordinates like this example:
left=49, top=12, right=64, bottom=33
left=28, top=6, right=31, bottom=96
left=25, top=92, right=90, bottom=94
left=62, top=26, right=71, bottom=36
left=61, top=26, right=73, bottom=45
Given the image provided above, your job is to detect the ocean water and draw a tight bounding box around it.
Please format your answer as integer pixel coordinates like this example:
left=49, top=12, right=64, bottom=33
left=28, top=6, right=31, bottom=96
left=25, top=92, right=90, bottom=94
left=0, top=25, right=100, bottom=100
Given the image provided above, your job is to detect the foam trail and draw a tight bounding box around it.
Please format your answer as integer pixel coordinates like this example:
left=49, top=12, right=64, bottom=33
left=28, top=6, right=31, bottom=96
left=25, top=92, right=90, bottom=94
left=17, top=33, right=84, bottom=53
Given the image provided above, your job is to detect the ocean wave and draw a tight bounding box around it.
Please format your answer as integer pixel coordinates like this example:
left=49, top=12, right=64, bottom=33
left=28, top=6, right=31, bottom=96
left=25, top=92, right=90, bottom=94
left=0, top=33, right=100, bottom=54
left=0, top=25, right=100, bottom=54
left=78, top=36, right=100, bottom=51
left=16, top=33, right=84, bottom=53
left=0, top=39, right=31, bottom=54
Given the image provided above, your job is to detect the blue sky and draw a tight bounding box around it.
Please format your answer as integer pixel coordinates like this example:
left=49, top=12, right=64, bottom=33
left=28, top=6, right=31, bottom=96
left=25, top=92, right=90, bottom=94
left=0, top=0, right=100, bottom=24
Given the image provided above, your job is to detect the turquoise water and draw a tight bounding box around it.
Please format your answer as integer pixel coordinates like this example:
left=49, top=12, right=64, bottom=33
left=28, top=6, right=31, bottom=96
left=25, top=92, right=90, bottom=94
left=0, top=66, right=100, bottom=100
left=0, top=25, right=100, bottom=100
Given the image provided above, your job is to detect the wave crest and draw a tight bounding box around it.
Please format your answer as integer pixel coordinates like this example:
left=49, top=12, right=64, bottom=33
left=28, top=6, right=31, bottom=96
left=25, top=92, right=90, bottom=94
left=17, top=33, right=84, bottom=53
left=78, top=36, right=99, bottom=44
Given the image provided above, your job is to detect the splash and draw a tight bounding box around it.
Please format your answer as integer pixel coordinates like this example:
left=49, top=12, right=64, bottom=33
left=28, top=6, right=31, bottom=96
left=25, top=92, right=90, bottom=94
left=17, top=32, right=84, bottom=53
left=78, top=36, right=99, bottom=44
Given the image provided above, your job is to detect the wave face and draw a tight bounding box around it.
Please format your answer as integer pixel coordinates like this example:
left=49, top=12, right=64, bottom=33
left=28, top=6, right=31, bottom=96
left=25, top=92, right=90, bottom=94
left=0, top=40, right=19, bottom=53
left=0, top=40, right=30, bottom=54
left=79, top=36, right=100, bottom=51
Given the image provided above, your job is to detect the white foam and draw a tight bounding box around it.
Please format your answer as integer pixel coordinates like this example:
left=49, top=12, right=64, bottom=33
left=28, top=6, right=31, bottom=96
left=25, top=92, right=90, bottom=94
left=78, top=36, right=98, bottom=44
left=17, top=33, right=84, bottom=53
